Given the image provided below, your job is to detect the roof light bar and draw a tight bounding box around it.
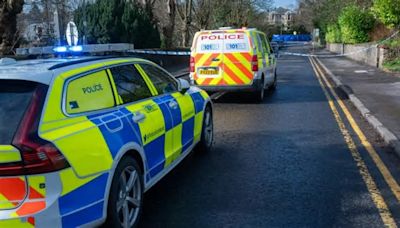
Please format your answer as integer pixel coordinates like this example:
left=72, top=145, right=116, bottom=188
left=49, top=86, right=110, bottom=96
left=69, top=45, right=83, bottom=52
left=53, top=46, right=68, bottom=53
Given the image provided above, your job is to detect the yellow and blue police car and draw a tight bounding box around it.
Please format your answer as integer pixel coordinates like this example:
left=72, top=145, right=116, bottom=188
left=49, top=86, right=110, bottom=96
left=0, top=56, right=213, bottom=227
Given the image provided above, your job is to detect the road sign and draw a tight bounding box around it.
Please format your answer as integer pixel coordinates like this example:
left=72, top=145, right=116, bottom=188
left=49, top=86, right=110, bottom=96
left=66, top=21, right=79, bottom=46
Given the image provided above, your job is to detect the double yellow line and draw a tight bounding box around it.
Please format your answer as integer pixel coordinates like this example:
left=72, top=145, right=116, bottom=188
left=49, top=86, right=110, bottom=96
left=309, top=56, right=399, bottom=227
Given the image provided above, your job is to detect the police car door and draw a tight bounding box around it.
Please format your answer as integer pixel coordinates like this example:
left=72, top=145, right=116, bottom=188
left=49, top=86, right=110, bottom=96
left=108, top=64, right=168, bottom=179
left=138, top=64, right=195, bottom=168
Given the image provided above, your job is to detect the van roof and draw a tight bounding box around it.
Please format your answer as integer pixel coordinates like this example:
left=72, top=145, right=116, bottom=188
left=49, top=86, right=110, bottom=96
left=196, top=28, right=261, bottom=34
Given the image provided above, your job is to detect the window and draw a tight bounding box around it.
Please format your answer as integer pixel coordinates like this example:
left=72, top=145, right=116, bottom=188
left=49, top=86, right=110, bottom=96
left=66, top=70, right=115, bottom=114
left=263, top=35, right=272, bottom=54
left=110, top=65, right=152, bottom=104
left=258, top=34, right=269, bottom=54
left=139, top=64, right=178, bottom=95
left=0, top=80, right=43, bottom=144
left=255, top=33, right=263, bottom=53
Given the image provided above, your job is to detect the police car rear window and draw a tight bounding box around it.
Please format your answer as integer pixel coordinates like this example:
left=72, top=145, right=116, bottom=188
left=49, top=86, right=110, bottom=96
left=0, top=80, right=39, bottom=144
left=195, top=33, right=250, bottom=53
left=65, top=70, right=115, bottom=114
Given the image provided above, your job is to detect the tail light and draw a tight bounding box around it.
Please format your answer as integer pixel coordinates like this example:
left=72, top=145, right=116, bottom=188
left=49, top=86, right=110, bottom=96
left=0, top=85, right=70, bottom=176
left=190, top=56, right=195, bottom=73
left=251, top=55, right=258, bottom=72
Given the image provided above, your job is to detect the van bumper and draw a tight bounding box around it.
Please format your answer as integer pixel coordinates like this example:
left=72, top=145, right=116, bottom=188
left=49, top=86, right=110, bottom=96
left=194, top=79, right=262, bottom=92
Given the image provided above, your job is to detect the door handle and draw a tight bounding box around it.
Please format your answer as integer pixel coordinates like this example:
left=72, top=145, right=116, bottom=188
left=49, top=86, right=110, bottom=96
left=169, top=101, right=179, bottom=109
left=132, top=112, right=146, bottom=123
left=212, top=58, right=220, bottom=62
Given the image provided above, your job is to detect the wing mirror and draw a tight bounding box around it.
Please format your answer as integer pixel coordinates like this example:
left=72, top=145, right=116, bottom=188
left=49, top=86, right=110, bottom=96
left=178, top=78, right=190, bottom=94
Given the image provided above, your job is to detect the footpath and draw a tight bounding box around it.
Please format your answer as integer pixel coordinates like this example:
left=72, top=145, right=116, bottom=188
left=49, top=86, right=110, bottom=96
left=315, top=49, right=400, bottom=156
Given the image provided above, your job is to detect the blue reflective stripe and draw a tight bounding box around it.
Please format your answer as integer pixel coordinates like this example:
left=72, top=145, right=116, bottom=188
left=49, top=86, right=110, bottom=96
left=61, top=201, right=103, bottom=228
left=144, top=135, right=165, bottom=177
left=182, top=117, right=194, bottom=152
left=88, top=108, right=142, bottom=157
left=59, top=173, right=108, bottom=216
left=153, top=95, right=182, bottom=129
left=169, top=99, right=182, bottom=128
left=189, top=92, right=205, bottom=114
left=157, top=102, right=173, bottom=131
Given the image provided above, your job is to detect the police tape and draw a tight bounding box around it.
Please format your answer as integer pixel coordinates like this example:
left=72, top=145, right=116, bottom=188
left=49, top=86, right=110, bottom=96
left=129, top=50, right=191, bottom=55
left=280, top=42, right=312, bottom=47
left=280, top=43, right=380, bottom=57
left=280, top=30, right=399, bottom=58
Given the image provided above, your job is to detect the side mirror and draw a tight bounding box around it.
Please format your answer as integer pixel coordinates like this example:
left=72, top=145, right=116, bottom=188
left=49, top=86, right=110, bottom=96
left=178, top=78, right=190, bottom=94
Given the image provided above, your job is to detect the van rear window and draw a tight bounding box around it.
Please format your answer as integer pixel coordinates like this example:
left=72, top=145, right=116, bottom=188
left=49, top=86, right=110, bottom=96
left=195, top=33, right=250, bottom=53
left=0, top=80, right=41, bottom=144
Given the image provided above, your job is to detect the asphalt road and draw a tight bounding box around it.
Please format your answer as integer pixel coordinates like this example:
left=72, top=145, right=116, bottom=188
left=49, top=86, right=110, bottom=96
left=139, top=46, right=400, bottom=227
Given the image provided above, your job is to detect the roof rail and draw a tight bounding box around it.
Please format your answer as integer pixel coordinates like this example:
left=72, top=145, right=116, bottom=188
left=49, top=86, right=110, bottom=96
left=218, top=26, right=234, bottom=30
left=48, top=56, right=121, bottom=70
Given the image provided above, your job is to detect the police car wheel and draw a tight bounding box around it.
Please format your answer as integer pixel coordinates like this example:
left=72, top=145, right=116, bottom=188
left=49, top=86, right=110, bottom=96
left=196, top=106, right=213, bottom=153
left=106, top=157, right=143, bottom=228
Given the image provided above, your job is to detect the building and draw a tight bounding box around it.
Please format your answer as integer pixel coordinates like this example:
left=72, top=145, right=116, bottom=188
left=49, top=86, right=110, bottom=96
left=268, top=10, right=296, bottom=31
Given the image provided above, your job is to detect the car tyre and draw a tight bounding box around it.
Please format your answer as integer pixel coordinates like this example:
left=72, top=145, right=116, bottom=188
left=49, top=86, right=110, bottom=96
left=270, top=71, right=277, bottom=91
left=195, top=105, right=213, bottom=153
left=106, top=156, right=144, bottom=228
left=254, top=78, right=265, bottom=102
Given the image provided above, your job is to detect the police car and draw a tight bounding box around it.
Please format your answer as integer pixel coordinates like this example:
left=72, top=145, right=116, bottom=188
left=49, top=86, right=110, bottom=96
left=190, top=27, right=277, bottom=101
left=0, top=56, right=213, bottom=227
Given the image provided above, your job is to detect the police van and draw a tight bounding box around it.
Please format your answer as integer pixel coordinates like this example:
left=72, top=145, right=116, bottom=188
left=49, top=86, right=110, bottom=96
left=190, top=27, right=277, bottom=101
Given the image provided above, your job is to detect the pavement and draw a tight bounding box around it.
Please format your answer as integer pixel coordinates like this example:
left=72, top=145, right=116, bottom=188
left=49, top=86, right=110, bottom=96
left=139, top=45, right=400, bottom=227
left=316, top=49, right=400, bottom=157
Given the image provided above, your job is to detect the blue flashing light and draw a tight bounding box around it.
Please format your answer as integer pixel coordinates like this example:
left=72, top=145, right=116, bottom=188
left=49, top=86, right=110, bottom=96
left=69, top=45, right=83, bottom=52
left=53, top=46, right=68, bottom=53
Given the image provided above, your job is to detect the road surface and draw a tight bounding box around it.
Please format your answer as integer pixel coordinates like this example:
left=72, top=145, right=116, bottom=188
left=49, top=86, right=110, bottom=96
left=139, top=45, right=400, bottom=227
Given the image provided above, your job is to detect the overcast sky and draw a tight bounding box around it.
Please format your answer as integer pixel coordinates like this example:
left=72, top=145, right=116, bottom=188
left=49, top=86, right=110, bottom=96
left=274, top=0, right=298, bottom=9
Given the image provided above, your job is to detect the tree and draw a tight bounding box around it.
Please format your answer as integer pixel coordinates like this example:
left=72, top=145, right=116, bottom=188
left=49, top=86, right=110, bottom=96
left=372, top=0, right=400, bottom=28
left=325, top=23, right=341, bottom=43
left=176, top=0, right=193, bottom=47
left=338, top=5, right=375, bottom=43
left=0, top=0, right=24, bottom=55
left=74, top=0, right=160, bottom=48
left=151, top=0, right=176, bottom=48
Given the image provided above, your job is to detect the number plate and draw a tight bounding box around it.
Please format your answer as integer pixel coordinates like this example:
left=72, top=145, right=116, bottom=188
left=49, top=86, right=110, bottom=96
left=199, top=67, right=219, bottom=75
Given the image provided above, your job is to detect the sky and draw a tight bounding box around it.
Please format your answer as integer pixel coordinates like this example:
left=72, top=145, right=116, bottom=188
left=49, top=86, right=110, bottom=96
left=274, top=0, right=298, bottom=9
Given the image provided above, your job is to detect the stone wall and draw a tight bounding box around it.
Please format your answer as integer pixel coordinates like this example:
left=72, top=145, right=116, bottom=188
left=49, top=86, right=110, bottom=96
left=326, top=43, right=387, bottom=68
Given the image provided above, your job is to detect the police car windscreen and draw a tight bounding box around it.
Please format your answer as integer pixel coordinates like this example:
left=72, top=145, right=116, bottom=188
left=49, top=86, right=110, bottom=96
left=196, top=33, right=250, bottom=53
left=0, top=80, right=37, bottom=144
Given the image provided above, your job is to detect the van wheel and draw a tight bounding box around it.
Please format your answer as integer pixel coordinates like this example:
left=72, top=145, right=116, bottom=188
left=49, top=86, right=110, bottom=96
left=270, top=71, right=277, bottom=91
left=195, top=105, right=213, bottom=153
left=254, top=78, right=265, bottom=102
left=106, top=157, right=143, bottom=228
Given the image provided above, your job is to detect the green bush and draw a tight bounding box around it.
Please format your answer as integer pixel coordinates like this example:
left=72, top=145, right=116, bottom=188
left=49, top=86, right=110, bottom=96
left=372, top=0, right=400, bottom=28
left=325, top=23, right=342, bottom=43
left=383, top=58, right=400, bottom=72
left=338, top=5, right=375, bottom=44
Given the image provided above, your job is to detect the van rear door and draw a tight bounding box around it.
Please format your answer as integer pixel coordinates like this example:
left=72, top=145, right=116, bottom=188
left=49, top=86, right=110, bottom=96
left=221, top=32, right=253, bottom=86
left=193, top=32, right=225, bottom=86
